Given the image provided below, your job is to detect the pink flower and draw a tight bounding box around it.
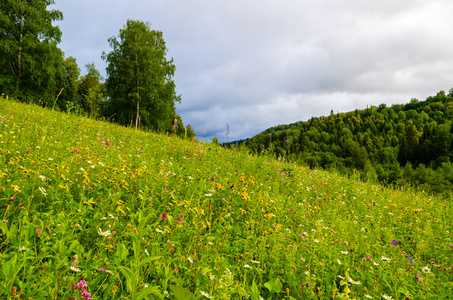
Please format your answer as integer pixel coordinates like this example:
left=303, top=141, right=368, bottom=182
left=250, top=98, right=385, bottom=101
left=71, top=262, right=77, bottom=266
left=36, top=229, right=42, bottom=233
left=99, top=268, right=105, bottom=271
left=162, top=213, right=167, bottom=221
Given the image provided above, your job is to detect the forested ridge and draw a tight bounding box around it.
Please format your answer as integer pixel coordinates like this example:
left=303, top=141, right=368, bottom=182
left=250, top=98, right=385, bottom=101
left=245, top=89, right=453, bottom=195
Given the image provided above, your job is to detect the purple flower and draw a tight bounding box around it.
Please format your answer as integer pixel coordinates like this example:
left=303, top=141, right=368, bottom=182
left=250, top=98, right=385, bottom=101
left=408, top=257, right=413, bottom=263
left=162, top=213, right=167, bottom=221
left=392, top=240, right=398, bottom=246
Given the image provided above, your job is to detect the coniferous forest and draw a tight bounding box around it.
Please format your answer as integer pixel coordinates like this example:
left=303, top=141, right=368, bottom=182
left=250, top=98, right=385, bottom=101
left=245, top=90, right=453, bottom=196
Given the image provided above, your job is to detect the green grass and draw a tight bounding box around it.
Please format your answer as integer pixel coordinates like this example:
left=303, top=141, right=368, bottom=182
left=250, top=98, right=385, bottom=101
left=0, top=95, right=452, bottom=299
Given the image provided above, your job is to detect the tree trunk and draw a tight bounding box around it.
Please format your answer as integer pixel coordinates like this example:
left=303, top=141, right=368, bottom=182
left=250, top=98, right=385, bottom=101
left=135, top=41, right=140, bottom=129
left=15, top=14, right=25, bottom=99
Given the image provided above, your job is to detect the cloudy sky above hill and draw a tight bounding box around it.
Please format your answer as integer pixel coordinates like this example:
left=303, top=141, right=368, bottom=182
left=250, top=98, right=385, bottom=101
left=54, top=0, right=453, bottom=142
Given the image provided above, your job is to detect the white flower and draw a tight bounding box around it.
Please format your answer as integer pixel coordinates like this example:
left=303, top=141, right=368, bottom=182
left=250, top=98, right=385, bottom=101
left=348, top=278, right=361, bottom=285
left=38, top=175, right=46, bottom=180
left=380, top=256, right=391, bottom=262
left=97, top=228, right=111, bottom=237
left=38, top=187, right=47, bottom=196
left=337, top=259, right=341, bottom=265
left=18, top=246, right=28, bottom=252
left=145, top=249, right=150, bottom=256
left=70, top=266, right=81, bottom=272
left=251, top=260, right=260, bottom=264
left=341, top=251, right=348, bottom=255
left=156, top=229, right=165, bottom=234
left=422, top=266, right=432, bottom=273
left=381, top=295, right=393, bottom=300
left=244, top=264, right=251, bottom=268
left=209, top=273, right=215, bottom=280
left=313, top=239, right=319, bottom=243
left=187, top=257, right=194, bottom=263
left=200, top=291, right=213, bottom=298
left=365, top=295, right=373, bottom=299
left=204, top=193, right=212, bottom=197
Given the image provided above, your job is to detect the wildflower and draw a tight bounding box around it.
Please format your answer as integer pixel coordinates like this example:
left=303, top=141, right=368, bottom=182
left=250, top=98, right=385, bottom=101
left=38, top=187, right=47, bottom=196
left=251, top=260, right=260, bottom=264
left=348, top=278, right=361, bottom=284
left=392, top=240, right=398, bottom=246
left=365, top=295, right=373, bottom=299
left=301, top=257, right=305, bottom=262
left=209, top=273, right=215, bottom=280
left=422, top=266, right=431, bottom=273
left=244, top=264, right=251, bottom=268
left=99, top=268, right=105, bottom=271
left=341, top=251, right=348, bottom=255
left=313, top=239, right=319, bottom=243
left=97, top=228, right=111, bottom=237
left=36, top=228, right=42, bottom=233
left=187, top=257, right=194, bottom=263
left=70, top=266, right=81, bottom=272
left=382, top=295, right=394, bottom=300
left=337, top=259, right=341, bottom=265
left=18, top=246, right=28, bottom=252
left=162, top=213, right=167, bottom=221
left=200, top=291, right=213, bottom=298
left=408, top=257, right=413, bottom=263
left=145, top=249, right=150, bottom=256
left=380, top=256, right=391, bottom=262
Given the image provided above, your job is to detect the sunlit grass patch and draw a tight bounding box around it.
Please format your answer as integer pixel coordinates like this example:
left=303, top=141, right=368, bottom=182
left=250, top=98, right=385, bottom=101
left=0, top=95, right=452, bottom=299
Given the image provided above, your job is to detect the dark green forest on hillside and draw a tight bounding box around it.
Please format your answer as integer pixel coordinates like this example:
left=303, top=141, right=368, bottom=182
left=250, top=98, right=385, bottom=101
left=245, top=89, right=453, bottom=195
left=0, top=1, right=196, bottom=139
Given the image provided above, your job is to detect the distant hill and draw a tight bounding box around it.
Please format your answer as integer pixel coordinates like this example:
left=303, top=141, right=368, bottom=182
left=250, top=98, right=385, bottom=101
left=243, top=89, right=453, bottom=195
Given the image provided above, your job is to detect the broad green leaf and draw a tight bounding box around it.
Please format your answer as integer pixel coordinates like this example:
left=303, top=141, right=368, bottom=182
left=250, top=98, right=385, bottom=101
left=170, top=285, right=195, bottom=300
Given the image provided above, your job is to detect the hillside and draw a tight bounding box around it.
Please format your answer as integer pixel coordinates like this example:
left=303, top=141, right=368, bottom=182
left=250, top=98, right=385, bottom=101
left=0, top=95, right=452, bottom=299
left=245, top=89, right=453, bottom=195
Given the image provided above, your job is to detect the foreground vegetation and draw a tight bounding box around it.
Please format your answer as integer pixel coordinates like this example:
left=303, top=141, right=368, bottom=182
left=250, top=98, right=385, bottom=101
left=1, top=96, right=452, bottom=299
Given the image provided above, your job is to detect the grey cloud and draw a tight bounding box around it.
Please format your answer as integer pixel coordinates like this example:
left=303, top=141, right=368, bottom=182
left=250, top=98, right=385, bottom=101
left=54, top=0, right=453, bottom=142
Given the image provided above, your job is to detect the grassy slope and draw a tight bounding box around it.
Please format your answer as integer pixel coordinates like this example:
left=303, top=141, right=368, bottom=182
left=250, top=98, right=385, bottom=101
left=0, top=96, right=452, bottom=299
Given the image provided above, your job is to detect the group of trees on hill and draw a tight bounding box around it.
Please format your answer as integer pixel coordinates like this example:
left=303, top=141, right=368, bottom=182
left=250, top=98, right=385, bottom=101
left=0, top=0, right=195, bottom=139
left=245, top=90, right=453, bottom=196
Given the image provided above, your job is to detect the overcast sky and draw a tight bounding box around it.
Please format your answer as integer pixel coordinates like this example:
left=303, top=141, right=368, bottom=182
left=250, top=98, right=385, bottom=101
left=53, top=0, right=453, bottom=142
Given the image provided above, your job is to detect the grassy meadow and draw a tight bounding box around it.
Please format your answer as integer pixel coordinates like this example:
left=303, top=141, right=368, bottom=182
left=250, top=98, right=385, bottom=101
left=0, top=95, right=452, bottom=299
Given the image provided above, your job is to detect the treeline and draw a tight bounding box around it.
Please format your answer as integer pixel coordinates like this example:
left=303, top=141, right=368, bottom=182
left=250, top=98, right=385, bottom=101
left=0, top=1, right=195, bottom=139
left=245, top=89, right=453, bottom=195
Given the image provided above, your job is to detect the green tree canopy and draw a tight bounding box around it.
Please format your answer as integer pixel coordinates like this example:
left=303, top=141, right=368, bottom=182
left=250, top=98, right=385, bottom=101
left=103, top=19, right=181, bottom=131
left=79, top=63, right=104, bottom=118
left=0, top=0, right=64, bottom=104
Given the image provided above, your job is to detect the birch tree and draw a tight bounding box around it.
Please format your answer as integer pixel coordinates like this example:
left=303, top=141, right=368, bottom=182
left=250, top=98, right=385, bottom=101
left=103, top=20, right=180, bottom=130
